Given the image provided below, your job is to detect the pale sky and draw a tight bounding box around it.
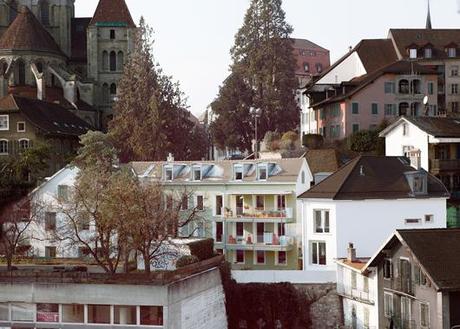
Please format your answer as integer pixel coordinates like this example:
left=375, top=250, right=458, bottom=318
left=76, top=0, right=460, bottom=116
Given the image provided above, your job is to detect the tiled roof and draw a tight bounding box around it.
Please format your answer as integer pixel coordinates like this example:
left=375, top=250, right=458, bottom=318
left=291, top=38, right=329, bottom=52
left=389, top=29, right=460, bottom=59
left=400, top=116, right=460, bottom=138
left=298, top=156, right=449, bottom=200
left=305, top=149, right=339, bottom=175
left=89, top=0, right=135, bottom=28
left=71, top=18, right=91, bottom=61
left=0, top=6, right=63, bottom=56
left=0, top=95, right=92, bottom=136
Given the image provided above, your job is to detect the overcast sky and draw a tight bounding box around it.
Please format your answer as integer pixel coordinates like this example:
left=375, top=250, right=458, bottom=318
left=76, top=0, right=459, bottom=116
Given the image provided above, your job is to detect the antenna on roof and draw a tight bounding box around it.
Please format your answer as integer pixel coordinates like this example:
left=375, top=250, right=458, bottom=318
left=426, top=0, right=432, bottom=29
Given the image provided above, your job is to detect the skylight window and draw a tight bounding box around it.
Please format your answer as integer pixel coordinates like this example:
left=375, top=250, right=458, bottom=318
left=258, top=164, right=268, bottom=181
left=164, top=165, right=173, bottom=181
left=234, top=164, right=243, bottom=181
left=192, top=165, right=201, bottom=181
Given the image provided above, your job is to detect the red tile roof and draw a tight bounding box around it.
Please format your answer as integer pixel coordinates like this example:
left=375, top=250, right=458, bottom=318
left=0, top=6, right=63, bottom=56
left=89, top=0, right=135, bottom=28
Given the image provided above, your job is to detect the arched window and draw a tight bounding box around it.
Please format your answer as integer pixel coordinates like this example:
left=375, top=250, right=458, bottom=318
left=9, top=0, right=17, bottom=24
left=17, top=60, right=26, bottom=85
left=102, top=51, right=108, bottom=71
left=117, top=51, right=124, bottom=71
left=109, top=51, right=116, bottom=71
left=110, top=83, right=117, bottom=95
left=410, top=103, right=421, bottom=116
left=102, top=83, right=109, bottom=103
left=40, top=0, right=49, bottom=25
left=399, top=79, right=409, bottom=94
left=18, top=138, right=29, bottom=151
left=0, top=139, right=8, bottom=155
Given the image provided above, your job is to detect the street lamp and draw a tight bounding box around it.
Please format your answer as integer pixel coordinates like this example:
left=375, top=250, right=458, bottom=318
left=250, top=107, right=262, bottom=159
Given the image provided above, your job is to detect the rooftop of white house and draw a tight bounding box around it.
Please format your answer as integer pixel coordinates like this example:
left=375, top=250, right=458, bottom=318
left=380, top=116, right=460, bottom=139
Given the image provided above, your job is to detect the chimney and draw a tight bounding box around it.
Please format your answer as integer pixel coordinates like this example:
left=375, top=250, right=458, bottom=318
left=349, top=46, right=353, bottom=52
left=347, top=243, right=357, bottom=262
left=167, top=153, right=174, bottom=162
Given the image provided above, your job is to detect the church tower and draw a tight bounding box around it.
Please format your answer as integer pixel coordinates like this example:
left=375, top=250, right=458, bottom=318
left=87, top=0, right=136, bottom=128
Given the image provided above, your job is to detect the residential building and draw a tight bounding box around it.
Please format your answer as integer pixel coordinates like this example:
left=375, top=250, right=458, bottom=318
left=364, top=228, right=460, bottom=329
left=298, top=156, right=448, bottom=281
left=336, top=244, right=378, bottom=329
left=0, top=254, right=228, bottom=329
left=380, top=116, right=460, bottom=226
left=0, top=95, right=92, bottom=174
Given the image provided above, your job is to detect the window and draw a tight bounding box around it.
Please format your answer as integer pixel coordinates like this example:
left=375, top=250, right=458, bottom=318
left=19, top=138, right=29, bottom=151
left=110, top=83, right=117, bottom=95
left=141, top=306, right=163, bottom=326
left=62, top=304, right=84, bottom=323
left=402, top=123, right=409, bottom=136
left=277, top=222, right=286, bottom=236
left=420, top=303, right=429, bottom=327
left=316, top=63, right=323, bottom=73
left=181, top=195, right=188, bottom=210
left=277, top=195, right=286, bottom=209
left=413, top=174, right=425, bottom=193
left=256, top=195, right=264, bottom=209
left=256, top=250, right=265, bottom=264
left=351, top=102, right=359, bottom=114
left=45, top=246, right=56, bottom=258
left=384, top=259, right=393, bottom=279
left=405, top=218, right=421, bottom=224
left=303, top=63, right=309, bottom=72
left=363, top=307, right=370, bottom=329
left=371, top=103, right=378, bottom=115
left=277, top=251, right=287, bottom=265
left=11, top=303, right=34, bottom=322
left=37, top=303, right=59, bottom=322
left=452, top=66, right=460, bottom=77
left=110, top=29, right=115, bottom=39
left=45, top=212, right=56, bottom=231
left=196, top=195, right=204, bottom=210
left=409, top=48, right=417, bottom=59
left=236, top=222, right=244, bottom=238
left=363, top=276, right=369, bottom=293
left=114, top=306, right=136, bottom=325
left=40, top=0, right=50, bottom=25
left=256, top=223, right=264, bottom=243
left=385, top=104, right=396, bottom=116
left=0, top=139, right=8, bottom=155
left=453, top=102, right=459, bottom=113
left=57, top=184, right=70, bottom=202
left=352, top=124, right=360, bottom=133
left=0, top=303, right=8, bottom=320
left=301, top=171, right=306, bottom=184
left=215, top=222, right=223, bottom=242
left=110, top=51, right=117, bottom=71
left=425, top=214, right=433, bottom=223
left=384, top=293, right=394, bottom=317
left=117, top=51, right=124, bottom=71
left=449, top=47, right=457, bottom=58
left=424, top=47, right=432, bottom=58
left=236, top=250, right=245, bottom=264
left=164, top=166, right=173, bottom=181
left=351, top=271, right=357, bottom=289
left=215, top=195, right=223, bottom=216
left=9, top=0, right=17, bottom=24
left=192, top=165, right=201, bottom=181
left=17, top=60, right=25, bottom=85
left=0, top=115, right=9, bottom=130
left=384, top=82, right=395, bottom=94
left=427, top=82, right=434, bottom=95
left=258, top=164, right=267, bottom=180
left=314, top=210, right=330, bottom=233
left=453, top=83, right=459, bottom=94
left=234, top=164, right=243, bottom=181
left=88, top=305, right=110, bottom=324
left=17, top=121, right=25, bottom=132
left=401, top=296, right=411, bottom=322
left=311, top=241, right=326, bottom=265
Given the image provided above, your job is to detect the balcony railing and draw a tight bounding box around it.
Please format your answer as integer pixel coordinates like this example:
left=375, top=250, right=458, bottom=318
left=225, top=234, right=295, bottom=251
left=221, top=207, right=293, bottom=220
left=336, top=283, right=375, bottom=304
left=430, top=159, right=460, bottom=172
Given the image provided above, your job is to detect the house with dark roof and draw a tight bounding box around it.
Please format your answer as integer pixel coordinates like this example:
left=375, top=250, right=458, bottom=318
left=297, top=156, right=448, bottom=281
left=364, top=228, right=460, bottom=329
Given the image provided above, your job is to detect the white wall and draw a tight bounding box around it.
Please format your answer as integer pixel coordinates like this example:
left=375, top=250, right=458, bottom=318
left=384, top=120, right=430, bottom=170
left=232, top=269, right=336, bottom=284
left=316, top=51, right=367, bottom=85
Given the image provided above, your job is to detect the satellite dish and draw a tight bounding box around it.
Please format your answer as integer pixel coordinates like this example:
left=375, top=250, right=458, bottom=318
left=423, top=95, right=429, bottom=105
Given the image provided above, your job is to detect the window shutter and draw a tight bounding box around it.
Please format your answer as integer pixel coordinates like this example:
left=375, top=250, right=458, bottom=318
left=394, top=260, right=399, bottom=278
left=413, top=264, right=420, bottom=284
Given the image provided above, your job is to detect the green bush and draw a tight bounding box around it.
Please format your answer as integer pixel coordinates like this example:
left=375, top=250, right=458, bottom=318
left=348, top=130, right=379, bottom=153
left=263, top=131, right=280, bottom=151
left=188, top=238, right=214, bottom=261
left=281, top=131, right=298, bottom=143
left=176, top=255, right=199, bottom=268
left=302, top=134, right=324, bottom=149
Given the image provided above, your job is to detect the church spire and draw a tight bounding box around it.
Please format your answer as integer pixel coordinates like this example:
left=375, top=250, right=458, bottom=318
left=426, top=0, right=432, bottom=29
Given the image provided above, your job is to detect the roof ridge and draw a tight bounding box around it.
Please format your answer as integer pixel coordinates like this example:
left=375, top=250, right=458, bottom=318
left=331, top=156, right=362, bottom=199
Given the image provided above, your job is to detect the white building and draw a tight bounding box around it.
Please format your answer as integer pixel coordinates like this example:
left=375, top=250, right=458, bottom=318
left=298, top=155, right=449, bottom=282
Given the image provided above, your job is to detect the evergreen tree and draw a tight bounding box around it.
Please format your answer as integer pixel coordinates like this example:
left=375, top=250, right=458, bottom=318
left=211, top=0, right=299, bottom=152
left=109, top=18, right=207, bottom=162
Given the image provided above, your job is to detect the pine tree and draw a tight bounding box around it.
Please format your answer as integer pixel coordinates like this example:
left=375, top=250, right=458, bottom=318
left=109, top=18, right=207, bottom=162
left=211, top=0, right=299, bottom=152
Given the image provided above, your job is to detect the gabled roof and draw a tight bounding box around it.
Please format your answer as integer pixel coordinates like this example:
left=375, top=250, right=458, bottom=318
left=291, top=38, right=329, bottom=53
left=366, top=229, right=460, bottom=291
left=0, top=95, right=92, bottom=137
left=89, top=0, right=136, bottom=28
left=298, top=156, right=449, bottom=200
left=380, top=116, right=460, bottom=139
left=0, top=6, right=63, bottom=56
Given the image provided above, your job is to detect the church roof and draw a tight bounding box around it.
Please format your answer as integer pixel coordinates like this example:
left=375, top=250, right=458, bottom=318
left=89, top=0, right=136, bottom=28
left=0, top=6, right=64, bottom=56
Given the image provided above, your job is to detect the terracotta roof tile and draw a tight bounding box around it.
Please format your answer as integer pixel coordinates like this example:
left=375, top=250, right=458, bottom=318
left=89, top=0, right=135, bottom=28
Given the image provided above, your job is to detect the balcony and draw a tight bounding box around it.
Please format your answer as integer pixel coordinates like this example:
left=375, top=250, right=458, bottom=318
left=221, top=207, right=294, bottom=223
left=336, top=283, right=374, bottom=304
left=225, top=234, right=295, bottom=251
left=430, top=159, right=460, bottom=173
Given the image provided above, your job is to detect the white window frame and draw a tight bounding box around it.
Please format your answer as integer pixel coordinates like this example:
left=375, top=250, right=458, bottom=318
left=192, top=165, right=201, bottom=181
left=401, top=296, right=412, bottom=322
left=234, top=164, right=243, bottom=181
left=254, top=250, right=266, bottom=265
left=424, top=47, right=432, bottom=58
left=449, top=47, right=457, bottom=58
left=18, top=138, right=30, bottom=151
left=409, top=48, right=417, bottom=59
left=313, top=209, right=330, bottom=233
left=0, top=115, right=8, bottom=131
left=384, top=292, right=394, bottom=318
left=0, top=139, right=8, bottom=155
left=275, top=251, right=288, bottom=266
left=257, top=164, right=268, bottom=181
left=214, top=194, right=223, bottom=216
left=17, top=121, right=25, bottom=132
left=424, top=214, right=433, bottom=223
left=310, top=241, right=327, bottom=266
left=163, top=165, right=173, bottom=181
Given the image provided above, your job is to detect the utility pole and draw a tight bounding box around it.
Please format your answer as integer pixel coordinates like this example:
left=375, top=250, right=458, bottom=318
left=250, top=107, right=262, bottom=158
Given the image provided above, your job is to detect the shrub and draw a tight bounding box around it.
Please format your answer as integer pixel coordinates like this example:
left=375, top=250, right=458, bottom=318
left=281, top=131, right=298, bottom=143
left=176, top=255, right=199, bottom=268
left=302, top=134, right=324, bottom=149
left=188, top=238, right=214, bottom=261
left=263, top=131, right=280, bottom=151
left=348, top=130, right=379, bottom=153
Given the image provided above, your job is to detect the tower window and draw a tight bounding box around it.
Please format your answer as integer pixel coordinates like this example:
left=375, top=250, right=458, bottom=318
left=110, top=83, right=117, bottom=95
left=110, top=51, right=116, bottom=71
left=110, top=29, right=115, bottom=40
left=40, top=0, right=50, bottom=26
left=117, top=51, right=124, bottom=71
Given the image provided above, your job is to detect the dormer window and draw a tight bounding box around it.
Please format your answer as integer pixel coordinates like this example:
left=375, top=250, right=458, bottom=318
left=406, top=172, right=428, bottom=195
left=424, top=47, right=432, bottom=59
left=303, top=63, right=309, bottom=73
left=164, top=165, right=173, bottom=181
left=409, top=48, right=417, bottom=59
left=413, top=175, right=424, bottom=193
left=192, top=165, right=202, bottom=181
left=234, top=164, right=243, bottom=181
left=448, top=47, right=457, bottom=58
left=258, top=164, right=268, bottom=181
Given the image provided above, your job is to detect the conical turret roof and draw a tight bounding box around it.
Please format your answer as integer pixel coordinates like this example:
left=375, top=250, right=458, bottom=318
left=89, top=0, right=135, bottom=28
left=0, top=6, right=63, bottom=56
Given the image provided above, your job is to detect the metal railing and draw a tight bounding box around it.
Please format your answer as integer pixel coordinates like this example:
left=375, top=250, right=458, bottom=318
left=222, top=207, right=293, bottom=219
left=336, top=283, right=375, bottom=303
left=430, top=159, right=460, bottom=172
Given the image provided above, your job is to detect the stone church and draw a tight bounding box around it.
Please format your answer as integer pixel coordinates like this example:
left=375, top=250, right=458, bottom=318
left=0, top=0, right=136, bottom=129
